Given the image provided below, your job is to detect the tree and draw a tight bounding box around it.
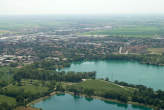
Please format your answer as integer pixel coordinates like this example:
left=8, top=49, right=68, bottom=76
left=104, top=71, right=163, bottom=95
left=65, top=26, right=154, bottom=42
left=105, top=77, right=109, bottom=81
left=56, top=83, right=65, bottom=92
left=84, top=88, right=94, bottom=97
left=0, top=102, right=13, bottom=110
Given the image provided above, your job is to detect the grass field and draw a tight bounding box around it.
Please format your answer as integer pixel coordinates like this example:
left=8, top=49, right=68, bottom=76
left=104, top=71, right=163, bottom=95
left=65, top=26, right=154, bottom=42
left=82, top=26, right=164, bottom=38
left=69, top=79, right=134, bottom=96
left=0, top=95, right=16, bottom=105
left=147, top=48, right=164, bottom=54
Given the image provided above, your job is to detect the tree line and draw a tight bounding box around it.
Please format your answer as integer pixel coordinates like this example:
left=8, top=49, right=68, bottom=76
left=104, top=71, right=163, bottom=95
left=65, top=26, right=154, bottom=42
left=13, top=66, right=96, bottom=82
left=114, top=80, right=164, bottom=109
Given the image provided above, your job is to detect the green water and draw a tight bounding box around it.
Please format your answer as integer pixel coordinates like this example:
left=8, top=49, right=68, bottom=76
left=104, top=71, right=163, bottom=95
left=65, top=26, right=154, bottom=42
left=33, top=94, right=152, bottom=110
left=62, top=60, right=164, bottom=90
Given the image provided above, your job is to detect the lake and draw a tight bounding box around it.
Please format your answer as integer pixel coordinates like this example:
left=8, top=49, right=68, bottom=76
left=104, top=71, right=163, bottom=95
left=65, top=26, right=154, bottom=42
left=62, top=60, right=164, bottom=90
left=33, top=94, right=152, bottom=110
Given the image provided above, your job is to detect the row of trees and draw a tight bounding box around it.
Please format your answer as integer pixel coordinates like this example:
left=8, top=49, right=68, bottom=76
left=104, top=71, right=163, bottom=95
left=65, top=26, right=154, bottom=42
left=107, top=54, right=164, bottom=66
left=132, top=88, right=164, bottom=109
left=64, top=52, right=164, bottom=66
left=102, top=92, right=128, bottom=103
left=0, top=80, right=56, bottom=108
left=31, top=59, right=71, bottom=70
left=114, top=80, right=164, bottom=109
left=13, top=65, right=96, bottom=82
left=67, top=79, right=164, bottom=109
left=67, top=86, right=128, bottom=103
left=0, top=102, right=13, bottom=110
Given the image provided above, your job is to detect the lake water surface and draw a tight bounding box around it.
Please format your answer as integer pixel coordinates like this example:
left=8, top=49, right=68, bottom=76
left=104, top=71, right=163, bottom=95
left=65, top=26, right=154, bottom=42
left=33, top=94, right=152, bottom=110
left=62, top=60, right=164, bottom=90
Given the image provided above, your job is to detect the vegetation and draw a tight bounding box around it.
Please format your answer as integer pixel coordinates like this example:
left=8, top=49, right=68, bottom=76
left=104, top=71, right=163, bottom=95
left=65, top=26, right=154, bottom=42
left=69, top=53, right=164, bottom=66
left=15, top=106, right=39, bottom=110
left=107, top=54, right=164, bottom=66
left=31, top=60, right=71, bottom=70
left=0, top=102, right=14, bottom=110
left=66, top=79, right=164, bottom=109
left=114, top=80, right=164, bottom=109
left=0, top=60, right=96, bottom=109
left=0, top=57, right=164, bottom=109
left=0, top=80, right=50, bottom=107
left=0, top=66, right=14, bottom=81
left=67, top=79, right=134, bottom=103
left=13, top=66, right=96, bottom=82
left=0, top=95, right=17, bottom=106
left=1, top=15, right=164, bottom=110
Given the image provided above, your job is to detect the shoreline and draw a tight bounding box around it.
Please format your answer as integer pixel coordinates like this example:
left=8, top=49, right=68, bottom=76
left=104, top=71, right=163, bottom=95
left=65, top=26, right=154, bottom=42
left=27, top=91, right=57, bottom=107
left=28, top=91, right=154, bottom=110
left=66, top=91, right=154, bottom=110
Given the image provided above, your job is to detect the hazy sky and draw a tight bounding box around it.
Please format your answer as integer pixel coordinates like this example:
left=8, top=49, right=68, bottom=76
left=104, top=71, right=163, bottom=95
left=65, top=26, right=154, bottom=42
left=0, top=0, right=164, bottom=15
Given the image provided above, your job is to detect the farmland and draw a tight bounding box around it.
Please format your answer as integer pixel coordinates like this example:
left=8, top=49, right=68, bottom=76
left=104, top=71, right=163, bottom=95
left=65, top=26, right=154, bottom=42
left=83, top=26, right=164, bottom=38
left=147, top=48, right=164, bottom=54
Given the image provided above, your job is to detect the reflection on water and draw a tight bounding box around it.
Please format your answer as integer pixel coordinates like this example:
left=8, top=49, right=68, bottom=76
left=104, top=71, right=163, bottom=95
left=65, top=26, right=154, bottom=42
left=85, top=97, right=94, bottom=102
left=33, top=94, right=152, bottom=110
left=132, top=105, right=152, bottom=110
left=103, top=100, right=128, bottom=109
left=56, top=93, right=65, bottom=96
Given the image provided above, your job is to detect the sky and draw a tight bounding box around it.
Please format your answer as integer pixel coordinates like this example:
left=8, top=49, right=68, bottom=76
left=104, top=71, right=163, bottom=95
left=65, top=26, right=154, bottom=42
left=0, top=0, right=164, bottom=15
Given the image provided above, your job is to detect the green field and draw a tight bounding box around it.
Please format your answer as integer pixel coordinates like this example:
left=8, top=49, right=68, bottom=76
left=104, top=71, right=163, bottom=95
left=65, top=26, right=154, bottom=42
left=83, top=26, right=164, bottom=38
left=0, top=95, right=16, bottom=105
left=69, top=79, right=134, bottom=96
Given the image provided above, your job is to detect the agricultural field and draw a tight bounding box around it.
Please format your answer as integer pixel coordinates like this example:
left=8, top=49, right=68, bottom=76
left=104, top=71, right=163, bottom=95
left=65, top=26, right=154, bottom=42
left=147, top=48, right=164, bottom=55
left=82, top=26, right=164, bottom=38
